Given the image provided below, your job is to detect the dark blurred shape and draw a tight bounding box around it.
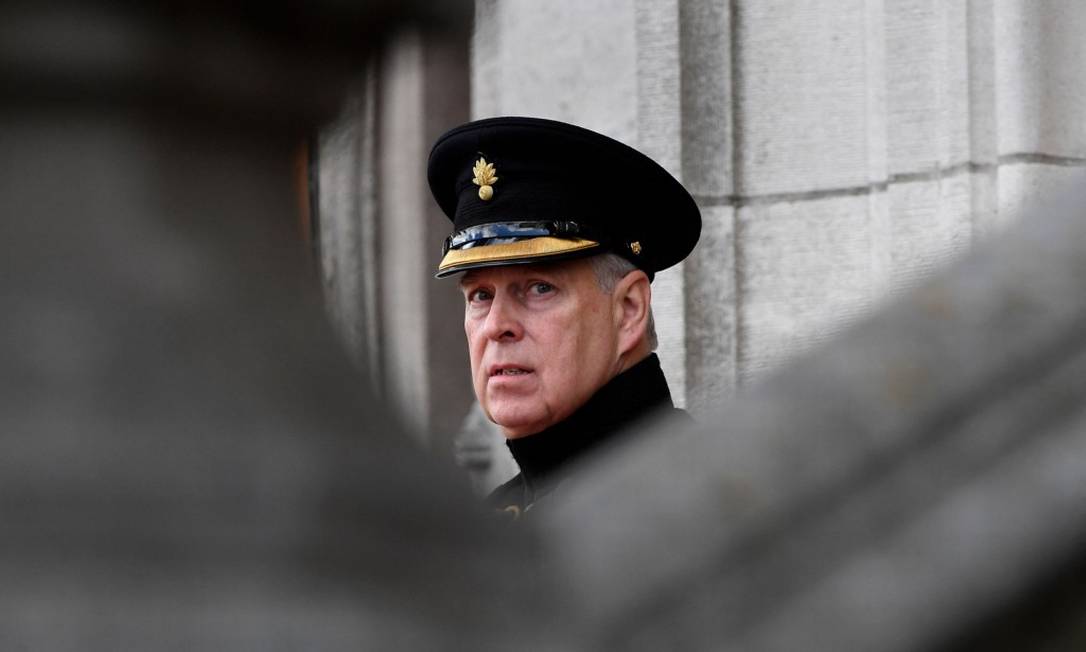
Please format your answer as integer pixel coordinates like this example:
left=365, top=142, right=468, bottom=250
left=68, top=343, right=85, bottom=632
left=0, top=0, right=470, bottom=128
left=0, top=2, right=557, bottom=650
left=541, top=178, right=1086, bottom=651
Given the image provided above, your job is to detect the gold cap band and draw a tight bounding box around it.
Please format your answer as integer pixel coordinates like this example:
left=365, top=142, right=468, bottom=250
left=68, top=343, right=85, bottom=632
left=437, top=237, right=600, bottom=275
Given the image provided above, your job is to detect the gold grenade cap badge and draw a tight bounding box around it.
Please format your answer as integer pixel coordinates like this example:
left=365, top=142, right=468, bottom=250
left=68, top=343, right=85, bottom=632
left=472, top=157, right=498, bottom=201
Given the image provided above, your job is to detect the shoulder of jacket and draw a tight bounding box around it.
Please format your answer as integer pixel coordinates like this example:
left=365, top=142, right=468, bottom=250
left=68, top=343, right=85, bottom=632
left=486, top=474, right=529, bottom=521
left=486, top=473, right=526, bottom=506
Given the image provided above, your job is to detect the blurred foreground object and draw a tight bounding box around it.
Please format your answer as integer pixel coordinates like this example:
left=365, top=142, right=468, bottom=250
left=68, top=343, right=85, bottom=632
left=0, top=2, right=557, bottom=651
left=0, top=1, right=467, bottom=125
left=542, top=177, right=1086, bottom=651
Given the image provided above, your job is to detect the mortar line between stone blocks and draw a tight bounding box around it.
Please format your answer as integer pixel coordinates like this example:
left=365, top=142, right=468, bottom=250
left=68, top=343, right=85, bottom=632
left=728, top=0, right=744, bottom=386
left=965, top=0, right=987, bottom=245
left=1000, top=152, right=1086, bottom=168
left=691, top=154, right=1086, bottom=209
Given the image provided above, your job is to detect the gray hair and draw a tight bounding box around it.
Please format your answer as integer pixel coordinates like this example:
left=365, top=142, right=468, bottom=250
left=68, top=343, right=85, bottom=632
left=588, top=253, right=658, bottom=351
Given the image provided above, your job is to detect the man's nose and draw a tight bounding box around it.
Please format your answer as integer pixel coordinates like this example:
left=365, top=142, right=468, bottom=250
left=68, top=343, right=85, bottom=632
left=482, top=292, right=523, bottom=341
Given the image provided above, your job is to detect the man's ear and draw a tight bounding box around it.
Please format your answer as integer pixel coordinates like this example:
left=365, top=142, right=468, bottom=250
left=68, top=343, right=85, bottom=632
left=613, top=269, right=651, bottom=357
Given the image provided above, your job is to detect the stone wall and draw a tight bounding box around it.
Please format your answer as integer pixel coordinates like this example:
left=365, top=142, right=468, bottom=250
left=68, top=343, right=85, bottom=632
left=316, top=0, right=1086, bottom=488
left=318, top=27, right=476, bottom=449
left=469, top=0, right=1086, bottom=414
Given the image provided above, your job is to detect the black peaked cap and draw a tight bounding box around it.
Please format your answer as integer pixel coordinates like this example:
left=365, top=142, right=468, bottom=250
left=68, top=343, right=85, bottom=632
left=428, top=116, right=701, bottom=279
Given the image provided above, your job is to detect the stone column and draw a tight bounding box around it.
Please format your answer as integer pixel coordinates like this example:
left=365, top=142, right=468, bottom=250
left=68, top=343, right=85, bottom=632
left=680, top=0, right=738, bottom=412
left=319, top=69, right=382, bottom=388
left=318, top=27, right=476, bottom=448
left=994, top=0, right=1086, bottom=223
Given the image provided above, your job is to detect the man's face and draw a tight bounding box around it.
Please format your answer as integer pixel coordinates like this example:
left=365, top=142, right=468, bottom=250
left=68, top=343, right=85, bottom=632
left=459, top=258, right=623, bottom=438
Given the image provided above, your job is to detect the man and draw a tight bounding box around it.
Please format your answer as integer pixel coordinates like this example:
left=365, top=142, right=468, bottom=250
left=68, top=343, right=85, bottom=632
left=428, top=117, right=701, bottom=517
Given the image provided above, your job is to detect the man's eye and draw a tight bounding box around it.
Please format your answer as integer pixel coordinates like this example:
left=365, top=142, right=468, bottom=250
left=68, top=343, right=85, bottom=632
left=529, top=282, right=554, bottom=295
left=468, top=288, right=492, bottom=303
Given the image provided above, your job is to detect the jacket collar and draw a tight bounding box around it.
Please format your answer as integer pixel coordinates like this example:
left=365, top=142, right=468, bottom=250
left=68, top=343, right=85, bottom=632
left=505, top=353, right=674, bottom=492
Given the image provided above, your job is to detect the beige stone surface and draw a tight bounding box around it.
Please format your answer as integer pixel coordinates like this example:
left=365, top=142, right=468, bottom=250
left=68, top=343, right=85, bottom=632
left=378, top=32, right=430, bottom=438
left=473, top=0, right=639, bottom=143
left=735, top=0, right=877, bottom=196
left=995, top=1, right=1086, bottom=157
left=684, top=205, right=737, bottom=414
left=883, top=175, right=973, bottom=293
left=679, top=0, right=733, bottom=198
left=998, top=163, right=1086, bottom=229
left=737, top=194, right=879, bottom=380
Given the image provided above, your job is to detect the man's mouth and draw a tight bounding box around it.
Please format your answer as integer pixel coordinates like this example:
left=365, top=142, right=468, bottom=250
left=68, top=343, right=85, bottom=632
left=489, top=366, right=533, bottom=377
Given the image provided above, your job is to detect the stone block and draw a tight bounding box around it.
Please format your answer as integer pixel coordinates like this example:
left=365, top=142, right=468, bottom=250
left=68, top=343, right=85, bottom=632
left=679, top=0, right=733, bottom=198
left=884, top=0, right=974, bottom=173
left=939, top=0, right=973, bottom=165
left=736, top=194, right=879, bottom=381
left=735, top=0, right=878, bottom=196
left=652, top=263, right=687, bottom=407
left=995, top=1, right=1086, bottom=158
left=318, top=91, right=369, bottom=366
left=881, top=175, right=973, bottom=294
left=474, top=0, right=638, bottom=143
left=966, top=0, right=999, bottom=165
left=998, top=162, right=1086, bottom=231
left=471, top=0, right=502, bottom=118
left=684, top=205, right=737, bottom=413
left=635, top=0, right=681, bottom=175
left=885, top=0, right=944, bottom=174
left=378, top=32, right=430, bottom=438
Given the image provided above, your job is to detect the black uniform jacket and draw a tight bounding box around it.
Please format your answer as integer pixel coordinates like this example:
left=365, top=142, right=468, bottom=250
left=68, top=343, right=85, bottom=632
left=487, top=353, right=686, bottom=518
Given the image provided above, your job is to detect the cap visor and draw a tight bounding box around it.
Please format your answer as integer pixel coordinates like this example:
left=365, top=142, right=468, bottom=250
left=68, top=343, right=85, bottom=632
left=436, top=237, right=600, bottom=277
